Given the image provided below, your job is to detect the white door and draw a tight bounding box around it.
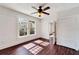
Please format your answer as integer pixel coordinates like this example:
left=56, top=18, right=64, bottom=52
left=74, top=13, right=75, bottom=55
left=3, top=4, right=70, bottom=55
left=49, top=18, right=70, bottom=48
left=49, top=22, right=55, bottom=44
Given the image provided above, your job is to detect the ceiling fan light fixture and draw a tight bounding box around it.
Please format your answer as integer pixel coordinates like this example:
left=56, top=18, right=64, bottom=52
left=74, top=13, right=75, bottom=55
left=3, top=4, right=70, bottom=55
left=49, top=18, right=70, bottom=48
left=37, top=12, right=42, bottom=17
left=32, top=5, right=50, bottom=17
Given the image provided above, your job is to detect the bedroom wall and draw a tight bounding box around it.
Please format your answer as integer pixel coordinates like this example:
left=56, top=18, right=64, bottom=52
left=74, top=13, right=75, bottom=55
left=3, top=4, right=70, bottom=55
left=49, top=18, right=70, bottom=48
left=56, top=7, right=79, bottom=50
left=0, top=6, right=41, bottom=50
left=41, top=17, right=55, bottom=39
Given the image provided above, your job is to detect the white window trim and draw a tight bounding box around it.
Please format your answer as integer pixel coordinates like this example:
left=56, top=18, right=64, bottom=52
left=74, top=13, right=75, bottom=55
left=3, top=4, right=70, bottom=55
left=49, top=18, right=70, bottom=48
left=17, top=17, right=36, bottom=38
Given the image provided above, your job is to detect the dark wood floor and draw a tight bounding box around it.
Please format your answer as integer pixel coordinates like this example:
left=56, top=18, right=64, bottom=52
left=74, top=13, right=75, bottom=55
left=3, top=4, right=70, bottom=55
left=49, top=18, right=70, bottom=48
left=0, top=38, right=79, bottom=55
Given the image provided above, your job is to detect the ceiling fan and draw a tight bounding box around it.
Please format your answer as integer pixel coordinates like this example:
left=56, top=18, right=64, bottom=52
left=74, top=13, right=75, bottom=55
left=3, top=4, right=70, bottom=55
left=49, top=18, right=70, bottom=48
left=31, top=4, right=50, bottom=17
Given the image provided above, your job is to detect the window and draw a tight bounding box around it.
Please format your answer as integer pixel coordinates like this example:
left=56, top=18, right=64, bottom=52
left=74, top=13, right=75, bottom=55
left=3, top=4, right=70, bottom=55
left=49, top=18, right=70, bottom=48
left=18, top=18, right=27, bottom=36
left=18, top=17, right=36, bottom=37
left=29, top=21, right=36, bottom=34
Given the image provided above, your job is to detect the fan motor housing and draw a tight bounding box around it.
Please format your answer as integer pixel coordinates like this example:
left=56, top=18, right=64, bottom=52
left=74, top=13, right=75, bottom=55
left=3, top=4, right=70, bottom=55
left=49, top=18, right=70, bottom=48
left=38, top=9, right=42, bottom=13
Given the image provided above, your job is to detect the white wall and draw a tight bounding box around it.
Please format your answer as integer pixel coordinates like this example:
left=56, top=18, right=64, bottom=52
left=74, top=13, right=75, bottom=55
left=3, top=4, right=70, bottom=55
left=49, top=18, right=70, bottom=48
left=57, top=7, right=79, bottom=50
left=0, top=6, right=41, bottom=50
left=41, top=19, right=50, bottom=39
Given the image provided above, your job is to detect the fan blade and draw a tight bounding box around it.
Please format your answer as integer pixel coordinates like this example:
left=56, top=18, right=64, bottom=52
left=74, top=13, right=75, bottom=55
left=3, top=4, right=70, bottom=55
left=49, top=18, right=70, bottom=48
left=43, top=7, right=50, bottom=11
left=32, top=6, right=38, bottom=10
left=42, top=12, right=50, bottom=15
left=31, top=12, right=38, bottom=14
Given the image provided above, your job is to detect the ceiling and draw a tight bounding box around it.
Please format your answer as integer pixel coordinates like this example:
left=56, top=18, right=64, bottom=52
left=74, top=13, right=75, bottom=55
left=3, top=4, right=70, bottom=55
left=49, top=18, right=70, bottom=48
left=0, top=3, right=79, bottom=19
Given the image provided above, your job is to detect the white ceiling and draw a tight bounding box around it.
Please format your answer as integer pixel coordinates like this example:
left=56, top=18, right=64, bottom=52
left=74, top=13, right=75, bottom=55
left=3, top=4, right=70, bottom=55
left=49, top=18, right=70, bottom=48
left=0, top=3, right=79, bottom=18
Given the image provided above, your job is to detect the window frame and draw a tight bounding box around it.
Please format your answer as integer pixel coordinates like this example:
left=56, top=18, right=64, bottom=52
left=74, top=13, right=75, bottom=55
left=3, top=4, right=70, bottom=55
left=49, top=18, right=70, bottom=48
left=28, top=20, right=36, bottom=36
left=17, top=17, right=36, bottom=38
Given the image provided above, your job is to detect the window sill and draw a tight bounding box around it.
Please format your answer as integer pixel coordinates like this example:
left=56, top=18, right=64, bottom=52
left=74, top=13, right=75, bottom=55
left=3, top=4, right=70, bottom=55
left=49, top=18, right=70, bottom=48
left=17, top=34, right=36, bottom=38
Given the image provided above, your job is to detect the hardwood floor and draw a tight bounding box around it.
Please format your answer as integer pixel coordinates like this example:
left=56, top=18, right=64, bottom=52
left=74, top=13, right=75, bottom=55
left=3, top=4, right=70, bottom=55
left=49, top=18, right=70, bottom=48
left=0, top=38, right=78, bottom=55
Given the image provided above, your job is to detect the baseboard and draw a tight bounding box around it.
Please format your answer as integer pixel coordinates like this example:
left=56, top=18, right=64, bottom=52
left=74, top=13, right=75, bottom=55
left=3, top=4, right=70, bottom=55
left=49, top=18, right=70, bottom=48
left=39, top=37, right=49, bottom=42
left=56, top=43, right=77, bottom=51
left=0, top=37, right=41, bottom=51
left=0, top=37, right=77, bottom=52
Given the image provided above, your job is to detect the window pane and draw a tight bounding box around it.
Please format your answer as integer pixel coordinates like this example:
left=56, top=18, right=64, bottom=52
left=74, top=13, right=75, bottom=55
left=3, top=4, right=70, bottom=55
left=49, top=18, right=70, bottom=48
left=18, top=18, right=27, bottom=36
left=29, top=21, right=35, bottom=34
